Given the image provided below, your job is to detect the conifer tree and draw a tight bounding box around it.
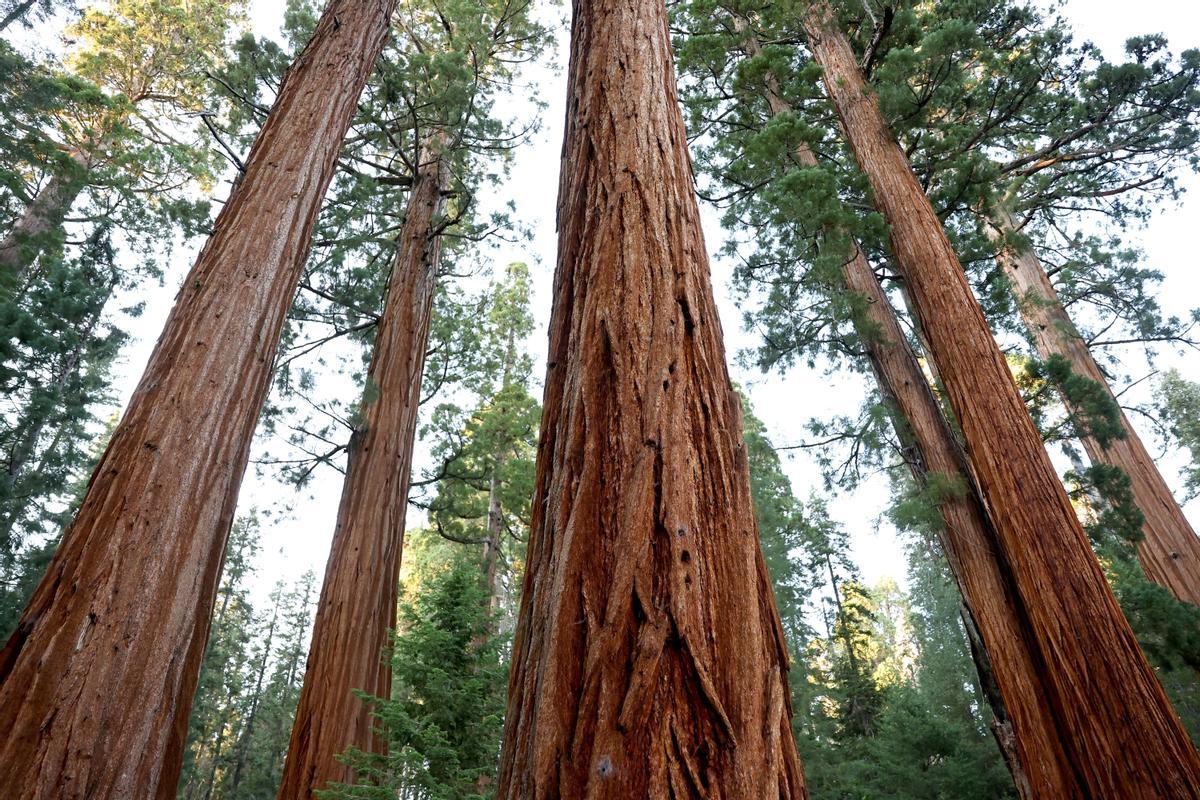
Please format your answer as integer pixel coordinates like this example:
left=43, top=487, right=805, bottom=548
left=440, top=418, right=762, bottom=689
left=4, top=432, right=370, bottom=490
left=496, top=0, right=806, bottom=794
left=800, top=1, right=1200, bottom=793
left=0, top=0, right=397, bottom=794
left=672, top=5, right=1064, bottom=790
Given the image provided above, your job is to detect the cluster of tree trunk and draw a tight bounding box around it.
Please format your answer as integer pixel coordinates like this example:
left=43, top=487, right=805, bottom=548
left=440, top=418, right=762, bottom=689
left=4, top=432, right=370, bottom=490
left=0, top=0, right=1198, bottom=799
left=801, top=3, right=1200, bottom=794
left=0, top=0, right=396, bottom=794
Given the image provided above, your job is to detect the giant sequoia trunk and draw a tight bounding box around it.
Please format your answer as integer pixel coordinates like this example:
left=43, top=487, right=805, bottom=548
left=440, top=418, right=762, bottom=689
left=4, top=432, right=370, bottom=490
left=988, top=209, right=1200, bottom=607
left=495, top=1, right=806, bottom=796
left=277, top=146, right=447, bottom=799
left=0, top=1, right=396, bottom=796
left=803, top=4, right=1200, bottom=795
left=736, top=25, right=1063, bottom=796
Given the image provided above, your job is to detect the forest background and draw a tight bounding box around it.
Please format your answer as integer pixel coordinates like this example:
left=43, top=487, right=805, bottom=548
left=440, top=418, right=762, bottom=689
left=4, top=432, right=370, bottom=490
left=9, top=0, right=1193, bottom=609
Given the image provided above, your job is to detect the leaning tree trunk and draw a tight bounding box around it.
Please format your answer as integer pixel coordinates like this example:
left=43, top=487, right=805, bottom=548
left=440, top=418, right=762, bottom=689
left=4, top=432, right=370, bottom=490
left=0, top=0, right=39, bottom=31
left=802, top=4, right=1200, bottom=795
left=277, top=145, right=447, bottom=799
left=735, top=24, right=1061, bottom=796
left=0, top=151, right=89, bottom=282
left=0, top=1, right=396, bottom=797
left=495, top=0, right=807, bottom=796
left=988, top=208, right=1200, bottom=607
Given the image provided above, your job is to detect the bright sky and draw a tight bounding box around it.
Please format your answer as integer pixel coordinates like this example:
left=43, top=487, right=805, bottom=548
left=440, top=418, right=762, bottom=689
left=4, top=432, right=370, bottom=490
left=98, top=0, right=1200, bottom=605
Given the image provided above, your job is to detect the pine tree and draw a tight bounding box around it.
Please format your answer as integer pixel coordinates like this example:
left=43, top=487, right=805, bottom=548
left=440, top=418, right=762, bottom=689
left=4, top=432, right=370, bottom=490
left=323, top=535, right=508, bottom=800
left=177, top=515, right=261, bottom=800
left=800, top=2, right=1200, bottom=793
left=0, top=0, right=397, bottom=794
left=496, top=0, right=806, bottom=793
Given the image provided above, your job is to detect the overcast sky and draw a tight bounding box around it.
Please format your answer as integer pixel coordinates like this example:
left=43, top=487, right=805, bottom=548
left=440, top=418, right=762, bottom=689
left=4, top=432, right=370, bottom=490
left=96, top=0, right=1200, bottom=605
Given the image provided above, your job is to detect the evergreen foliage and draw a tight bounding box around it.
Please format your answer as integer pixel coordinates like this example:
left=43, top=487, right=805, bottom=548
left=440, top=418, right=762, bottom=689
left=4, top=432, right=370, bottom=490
left=322, top=537, right=507, bottom=800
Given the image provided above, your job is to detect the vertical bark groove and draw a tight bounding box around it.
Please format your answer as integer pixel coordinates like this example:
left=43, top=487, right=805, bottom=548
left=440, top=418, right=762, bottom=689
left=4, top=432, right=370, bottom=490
left=496, top=1, right=806, bottom=796
left=803, top=4, right=1200, bottom=796
left=0, top=2, right=396, bottom=797
left=988, top=209, right=1200, bottom=607
left=277, top=145, right=447, bottom=799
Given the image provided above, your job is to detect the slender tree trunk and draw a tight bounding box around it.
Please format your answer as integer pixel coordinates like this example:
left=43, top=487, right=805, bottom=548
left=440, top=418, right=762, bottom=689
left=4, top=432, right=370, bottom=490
left=0, top=275, right=112, bottom=543
left=0, top=152, right=89, bottom=282
left=987, top=208, right=1200, bottom=606
left=496, top=1, right=806, bottom=796
left=0, top=2, right=396, bottom=797
left=229, top=603, right=279, bottom=795
left=483, top=465, right=504, bottom=612
left=734, top=24, right=1053, bottom=796
left=277, top=146, right=447, bottom=799
left=803, top=4, right=1200, bottom=795
left=0, top=0, right=38, bottom=31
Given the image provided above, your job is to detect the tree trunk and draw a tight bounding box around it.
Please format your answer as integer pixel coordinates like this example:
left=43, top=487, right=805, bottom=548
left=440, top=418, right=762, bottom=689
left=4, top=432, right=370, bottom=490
left=0, top=272, right=112, bottom=544
left=495, top=1, right=807, bottom=796
left=734, top=23, right=1059, bottom=795
left=988, top=208, right=1200, bottom=606
left=0, top=0, right=39, bottom=31
left=229, top=602, right=279, bottom=795
left=803, top=4, right=1200, bottom=795
left=0, top=1, right=396, bottom=797
left=0, top=152, right=88, bottom=283
left=483, top=465, right=504, bottom=614
left=277, top=146, right=447, bottom=799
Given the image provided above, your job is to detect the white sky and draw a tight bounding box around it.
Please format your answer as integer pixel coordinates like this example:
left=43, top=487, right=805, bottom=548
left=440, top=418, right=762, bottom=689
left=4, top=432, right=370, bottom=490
left=97, top=0, right=1200, bottom=605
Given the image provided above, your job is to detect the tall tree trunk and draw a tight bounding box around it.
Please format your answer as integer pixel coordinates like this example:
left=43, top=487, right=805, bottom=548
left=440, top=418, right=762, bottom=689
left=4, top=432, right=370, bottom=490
left=0, top=151, right=89, bottom=282
left=803, top=4, right=1200, bottom=795
left=987, top=208, right=1200, bottom=606
left=734, top=23, right=1057, bottom=795
left=277, top=146, right=447, bottom=799
left=496, top=0, right=806, bottom=796
left=0, top=1, right=396, bottom=797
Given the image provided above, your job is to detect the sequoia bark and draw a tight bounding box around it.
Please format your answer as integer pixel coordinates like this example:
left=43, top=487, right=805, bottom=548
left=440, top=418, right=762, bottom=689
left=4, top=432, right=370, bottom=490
left=277, top=146, right=447, bottom=799
left=988, top=208, right=1200, bottom=607
left=737, top=24, right=1064, bottom=795
left=495, top=0, right=807, bottom=796
left=803, top=4, right=1200, bottom=795
left=0, top=1, right=396, bottom=796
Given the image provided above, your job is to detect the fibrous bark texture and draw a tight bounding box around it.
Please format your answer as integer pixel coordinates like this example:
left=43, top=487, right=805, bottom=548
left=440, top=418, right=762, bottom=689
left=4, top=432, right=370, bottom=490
left=495, top=1, right=807, bottom=797
left=0, top=1, right=396, bottom=797
left=803, top=4, right=1200, bottom=795
left=988, top=209, right=1200, bottom=607
left=736, top=25, right=1059, bottom=795
left=277, top=147, right=447, bottom=799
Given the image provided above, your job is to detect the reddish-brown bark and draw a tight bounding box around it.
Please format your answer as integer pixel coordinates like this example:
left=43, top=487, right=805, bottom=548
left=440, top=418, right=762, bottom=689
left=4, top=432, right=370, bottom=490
left=0, top=1, right=396, bottom=797
left=277, top=146, right=447, bottom=799
left=803, top=4, right=1200, bottom=795
left=495, top=0, right=806, bottom=796
left=733, top=26, right=1058, bottom=794
left=988, top=209, right=1200, bottom=607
